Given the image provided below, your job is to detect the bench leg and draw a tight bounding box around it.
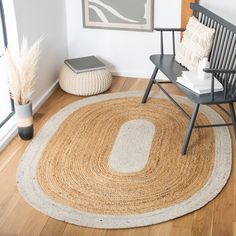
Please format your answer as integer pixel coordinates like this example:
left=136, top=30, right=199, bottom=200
left=142, top=67, right=159, bottom=104
left=182, top=104, right=200, bottom=155
left=229, top=102, right=236, bottom=139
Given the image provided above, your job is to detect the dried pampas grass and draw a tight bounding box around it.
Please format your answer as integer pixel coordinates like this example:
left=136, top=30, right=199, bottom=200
left=5, top=37, right=43, bottom=105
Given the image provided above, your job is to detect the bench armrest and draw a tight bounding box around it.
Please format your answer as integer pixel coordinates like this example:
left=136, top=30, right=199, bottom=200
left=203, top=68, right=236, bottom=102
left=203, top=68, right=236, bottom=74
left=155, top=28, right=185, bottom=55
left=155, top=28, right=186, bottom=32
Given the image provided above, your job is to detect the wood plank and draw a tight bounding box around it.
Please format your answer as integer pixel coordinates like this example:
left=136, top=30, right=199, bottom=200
left=191, top=201, right=214, bottom=236
left=233, top=222, right=236, bottom=236
left=0, top=198, right=47, bottom=236
left=108, top=76, right=127, bottom=93
left=211, top=176, right=234, bottom=236
left=18, top=207, right=48, bottom=236
left=62, top=224, right=107, bottom=236
left=148, top=221, right=173, bottom=236
left=39, top=218, right=67, bottom=236
left=106, top=227, right=150, bottom=236
left=169, top=214, right=194, bottom=236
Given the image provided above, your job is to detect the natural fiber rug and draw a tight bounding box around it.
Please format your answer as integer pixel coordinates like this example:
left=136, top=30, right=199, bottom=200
left=17, top=91, right=232, bottom=229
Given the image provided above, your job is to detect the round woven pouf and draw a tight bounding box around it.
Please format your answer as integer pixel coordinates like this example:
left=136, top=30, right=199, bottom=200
left=59, top=65, right=112, bottom=96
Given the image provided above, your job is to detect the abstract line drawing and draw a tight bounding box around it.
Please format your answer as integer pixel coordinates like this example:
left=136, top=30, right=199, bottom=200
left=89, top=0, right=140, bottom=23
left=88, top=5, right=109, bottom=23
left=82, top=0, right=154, bottom=31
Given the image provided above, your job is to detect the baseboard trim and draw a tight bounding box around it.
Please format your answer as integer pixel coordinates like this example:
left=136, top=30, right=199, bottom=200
left=0, top=80, right=59, bottom=151
left=111, top=71, right=170, bottom=81
left=111, top=71, right=150, bottom=79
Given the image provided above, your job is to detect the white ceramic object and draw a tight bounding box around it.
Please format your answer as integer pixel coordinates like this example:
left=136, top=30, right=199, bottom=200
left=198, top=57, right=210, bottom=80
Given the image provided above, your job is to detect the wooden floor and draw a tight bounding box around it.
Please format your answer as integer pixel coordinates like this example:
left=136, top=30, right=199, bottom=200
left=0, top=76, right=235, bottom=236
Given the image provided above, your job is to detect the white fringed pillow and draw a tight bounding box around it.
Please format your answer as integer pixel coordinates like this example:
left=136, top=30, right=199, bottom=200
left=176, top=16, right=215, bottom=71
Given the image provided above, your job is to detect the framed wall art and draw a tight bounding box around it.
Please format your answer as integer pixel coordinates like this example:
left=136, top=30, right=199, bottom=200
left=82, top=0, right=154, bottom=32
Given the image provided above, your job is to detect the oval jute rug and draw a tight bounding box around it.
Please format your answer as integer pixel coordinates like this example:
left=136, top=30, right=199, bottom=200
left=17, top=91, right=232, bottom=229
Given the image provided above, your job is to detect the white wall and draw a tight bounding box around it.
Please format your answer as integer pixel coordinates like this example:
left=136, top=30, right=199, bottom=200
left=66, top=0, right=182, bottom=78
left=200, top=0, right=236, bottom=25
left=0, top=0, right=68, bottom=150
left=12, top=0, right=68, bottom=105
left=2, top=0, right=19, bottom=57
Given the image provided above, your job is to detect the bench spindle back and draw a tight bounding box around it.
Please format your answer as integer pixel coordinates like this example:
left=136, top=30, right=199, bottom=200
left=191, top=3, right=236, bottom=98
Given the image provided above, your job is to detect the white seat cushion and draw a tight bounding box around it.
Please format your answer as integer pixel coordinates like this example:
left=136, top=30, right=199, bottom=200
left=176, top=16, right=215, bottom=71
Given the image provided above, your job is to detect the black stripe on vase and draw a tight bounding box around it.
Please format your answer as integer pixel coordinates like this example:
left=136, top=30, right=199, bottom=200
left=18, top=125, right=34, bottom=140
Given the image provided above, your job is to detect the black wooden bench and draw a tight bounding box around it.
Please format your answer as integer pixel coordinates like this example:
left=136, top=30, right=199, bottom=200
left=142, top=3, right=236, bottom=155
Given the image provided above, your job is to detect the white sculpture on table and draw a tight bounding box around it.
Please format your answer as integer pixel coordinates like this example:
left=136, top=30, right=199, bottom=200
left=197, top=57, right=211, bottom=80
